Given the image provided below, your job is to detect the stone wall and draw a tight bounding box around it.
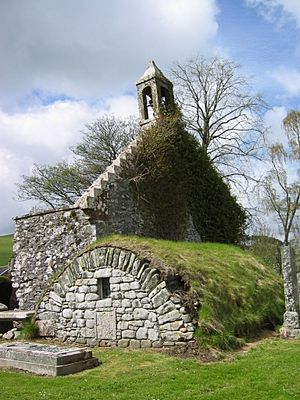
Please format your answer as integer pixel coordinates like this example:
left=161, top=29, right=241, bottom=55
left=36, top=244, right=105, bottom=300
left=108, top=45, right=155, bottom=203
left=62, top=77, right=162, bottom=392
left=36, top=246, right=195, bottom=348
left=12, top=208, right=96, bottom=310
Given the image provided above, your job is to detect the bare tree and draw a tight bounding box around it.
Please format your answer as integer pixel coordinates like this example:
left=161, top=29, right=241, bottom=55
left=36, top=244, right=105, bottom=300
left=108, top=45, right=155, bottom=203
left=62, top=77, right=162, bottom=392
left=17, top=115, right=138, bottom=208
left=170, top=56, right=267, bottom=186
left=260, top=111, right=300, bottom=245
left=72, top=115, right=138, bottom=181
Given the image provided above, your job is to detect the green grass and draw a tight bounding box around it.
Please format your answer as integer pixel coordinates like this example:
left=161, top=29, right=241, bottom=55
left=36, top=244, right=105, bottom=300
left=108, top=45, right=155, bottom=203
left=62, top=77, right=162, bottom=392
left=90, top=235, right=284, bottom=349
left=0, top=338, right=299, bottom=399
left=0, top=234, right=13, bottom=265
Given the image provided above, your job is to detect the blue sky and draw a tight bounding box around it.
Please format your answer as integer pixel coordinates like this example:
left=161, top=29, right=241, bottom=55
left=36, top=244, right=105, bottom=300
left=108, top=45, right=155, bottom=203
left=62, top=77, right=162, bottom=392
left=0, top=0, right=299, bottom=235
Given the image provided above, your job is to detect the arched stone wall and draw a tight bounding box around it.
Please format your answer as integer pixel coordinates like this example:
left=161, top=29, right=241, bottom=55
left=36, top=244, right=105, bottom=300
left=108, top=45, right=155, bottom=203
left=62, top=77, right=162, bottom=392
left=36, top=246, right=195, bottom=348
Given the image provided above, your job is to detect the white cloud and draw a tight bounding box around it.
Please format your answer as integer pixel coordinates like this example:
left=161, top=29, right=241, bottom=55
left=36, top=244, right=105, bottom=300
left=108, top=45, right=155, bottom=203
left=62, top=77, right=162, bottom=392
left=272, top=67, right=300, bottom=96
left=0, top=0, right=219, bottom=110
left=264, top=106, right=287, bottom=144
left=0, top=95, right=138, bottom=234
left=246, top=0, right=300, bottom=26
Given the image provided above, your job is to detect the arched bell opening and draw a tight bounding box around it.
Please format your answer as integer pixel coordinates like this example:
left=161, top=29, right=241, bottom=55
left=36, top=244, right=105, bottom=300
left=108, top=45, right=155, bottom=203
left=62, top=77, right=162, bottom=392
left=142, top=86, right=154, bottom=120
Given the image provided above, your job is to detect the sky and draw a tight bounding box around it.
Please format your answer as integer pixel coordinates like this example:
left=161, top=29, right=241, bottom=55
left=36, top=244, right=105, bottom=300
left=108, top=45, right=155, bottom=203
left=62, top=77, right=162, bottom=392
left=1, top=0, right=300, bottom=235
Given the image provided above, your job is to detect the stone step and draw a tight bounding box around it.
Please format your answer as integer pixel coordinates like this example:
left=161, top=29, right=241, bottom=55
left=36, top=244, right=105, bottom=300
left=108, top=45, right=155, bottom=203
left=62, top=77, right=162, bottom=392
left=75, top=138, right=138, bottom=209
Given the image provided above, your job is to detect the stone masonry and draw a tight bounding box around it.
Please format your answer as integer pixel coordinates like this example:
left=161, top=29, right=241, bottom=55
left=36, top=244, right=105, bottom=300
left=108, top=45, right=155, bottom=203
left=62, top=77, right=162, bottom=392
left=36, top=246, right=195, bottom=347
left=12, top=208, right=96, bottom=310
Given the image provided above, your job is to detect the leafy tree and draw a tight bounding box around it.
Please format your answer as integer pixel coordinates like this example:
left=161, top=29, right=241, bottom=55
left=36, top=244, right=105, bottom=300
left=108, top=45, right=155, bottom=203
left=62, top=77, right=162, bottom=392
left=170, top=55, right=267, bottom=186
left=260, top=110, right=300, bottom=245
left=17, top=115, right=138, bottom=208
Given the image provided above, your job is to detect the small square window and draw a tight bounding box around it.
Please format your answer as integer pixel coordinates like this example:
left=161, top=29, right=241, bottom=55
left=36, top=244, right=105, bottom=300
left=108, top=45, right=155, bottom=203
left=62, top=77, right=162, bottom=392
left=97, top=278, right=110, bottom=299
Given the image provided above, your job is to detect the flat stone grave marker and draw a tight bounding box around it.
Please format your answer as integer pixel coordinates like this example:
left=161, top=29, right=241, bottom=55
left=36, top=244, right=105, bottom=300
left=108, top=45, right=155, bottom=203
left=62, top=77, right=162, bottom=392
left=0, top=342, right=100, bottom=376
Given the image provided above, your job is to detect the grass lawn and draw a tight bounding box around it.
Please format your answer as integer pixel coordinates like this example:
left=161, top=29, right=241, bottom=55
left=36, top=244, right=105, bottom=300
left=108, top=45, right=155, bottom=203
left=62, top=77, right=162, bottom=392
left=0, top=338, right=299, bottom=399
left=0, top=234, right=13, bottom=265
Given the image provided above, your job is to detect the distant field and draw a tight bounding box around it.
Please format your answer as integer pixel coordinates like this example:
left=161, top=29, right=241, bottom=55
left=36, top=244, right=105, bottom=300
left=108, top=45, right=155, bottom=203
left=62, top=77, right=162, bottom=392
left=0, top=234, right=13, bottom=266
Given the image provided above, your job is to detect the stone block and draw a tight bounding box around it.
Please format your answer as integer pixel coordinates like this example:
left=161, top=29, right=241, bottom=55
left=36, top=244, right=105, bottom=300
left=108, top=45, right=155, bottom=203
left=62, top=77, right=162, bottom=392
left=84, top=310, right=95, bottom=319
left=148, top=328, right=159, bottom=341
left=129, top=339, right=141, bottom=349
left=122, top=299, right=131, bottom=308
left=157, top=300, right=175, bottom=315
left=140, top=340, right=152, bottom=348
left=66, top=293, right=76, bottom=302
left=159, top=320, right=183, bottom=331
left=149, top=281, right=166, bottom=298
left=62, top=309, right=73, bottom=319
left=125, top=291, right=137, bottom=299
left=85, top=293, right=99, bottom=301
left=158, top=310, right=181, bottom=325
left=152, top=288, right=170, bottom=308
left=122, top=330, right=135, bottom=339
left=86, top=319, right=95, bottom=329
left=120, top=283, right=130, bottom=291
left=117, top=321, right=128, bottom=330
left=130, top=282, right=140, bottom=290
left=36, top=320, right=55, bottom=337
left=78, top=286, right=89, bottom=294
left=96, top=310, right=116, bottom=340
left=118, top=339, right=129, bottom=348
left=96, top=298, right=112, bottom=308
left=136, top=327, right=148, bottom=340
left=133, top=308, right=149, bottom=320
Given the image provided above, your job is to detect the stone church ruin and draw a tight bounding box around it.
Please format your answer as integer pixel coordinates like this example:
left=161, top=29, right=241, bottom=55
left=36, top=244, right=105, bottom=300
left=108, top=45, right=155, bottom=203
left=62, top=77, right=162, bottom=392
left=10, top=62, right=198, bottom=347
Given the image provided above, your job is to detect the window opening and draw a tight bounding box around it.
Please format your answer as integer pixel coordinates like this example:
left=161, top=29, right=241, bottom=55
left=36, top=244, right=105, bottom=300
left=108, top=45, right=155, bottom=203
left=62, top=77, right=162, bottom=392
left=97, top=277, right=110, bottom=299
left=160, top=86, right=170, bottom=112
left=142, top=86, right=154, bottom=119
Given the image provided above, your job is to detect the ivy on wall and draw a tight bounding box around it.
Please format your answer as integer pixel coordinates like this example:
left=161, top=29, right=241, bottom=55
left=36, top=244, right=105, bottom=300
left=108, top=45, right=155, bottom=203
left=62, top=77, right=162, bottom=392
left=125, top=111, right=247, bottom=244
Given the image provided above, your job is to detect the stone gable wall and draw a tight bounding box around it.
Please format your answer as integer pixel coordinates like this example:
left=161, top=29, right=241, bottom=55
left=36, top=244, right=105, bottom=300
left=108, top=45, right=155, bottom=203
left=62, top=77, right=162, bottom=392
left=36, top=246, right=195, bottom=348
left=12, top=208, right=96, bottom=310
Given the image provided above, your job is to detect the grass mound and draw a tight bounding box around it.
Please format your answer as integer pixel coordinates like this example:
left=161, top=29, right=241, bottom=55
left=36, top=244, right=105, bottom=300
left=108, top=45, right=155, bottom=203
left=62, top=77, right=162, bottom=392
left=0, top=234, right=13, bottom=265
left=93, top=235, right=284, bottom=350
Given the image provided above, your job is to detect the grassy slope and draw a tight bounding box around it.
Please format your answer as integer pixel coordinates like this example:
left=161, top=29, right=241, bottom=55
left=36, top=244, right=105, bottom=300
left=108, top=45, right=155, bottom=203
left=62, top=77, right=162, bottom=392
left=0, top=234, right=13, bottom=265
left=0, top=339, right=299, bottom=400
left=93, top=235, right=284, bottom=348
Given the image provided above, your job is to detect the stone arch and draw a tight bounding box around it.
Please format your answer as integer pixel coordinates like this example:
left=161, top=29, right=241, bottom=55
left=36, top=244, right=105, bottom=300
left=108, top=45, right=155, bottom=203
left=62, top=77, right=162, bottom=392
left=36, top=246, right=195, bottom=348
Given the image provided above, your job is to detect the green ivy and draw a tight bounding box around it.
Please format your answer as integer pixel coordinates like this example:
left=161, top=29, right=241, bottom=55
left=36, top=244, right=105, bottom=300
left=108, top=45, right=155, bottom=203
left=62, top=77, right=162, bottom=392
left=126, top=111, right=247, bottom=244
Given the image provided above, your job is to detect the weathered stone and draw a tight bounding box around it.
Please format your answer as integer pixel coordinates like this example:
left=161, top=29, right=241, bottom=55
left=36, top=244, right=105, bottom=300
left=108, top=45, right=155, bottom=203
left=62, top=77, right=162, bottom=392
left=0, top=303, right=8, bottom=311
left=133, top=308, right=149, bottom=320
left=36, top=320, right=55, bottom=337
left=149, top=281, right=166, bottom=298
left=85, top=293, right=99, bottom=301
left=281, top=245, right=300, bottom=334
left=157, top=300, right=175, bottom=316
left=118, top=339, right=129, bottom=348
left=136, top=327, right=148, bottom=339
left=122, top=330, right=136, bottom=339
left=66, top=293, right=76, bottom=302
left=159, top=320, right=183, bottom=331
left=140, top=340, right=152, bottom=348
left=62, top=309, right=73, bottom=319
left=148, top=328, right=159, bottom=341
left=129, top=339, right=141, bottom=348
left=96, top=299, right=112, bottom=308
left=158, top=310, right=181, bottom=325
left=152, top=288, right=170, bottom=308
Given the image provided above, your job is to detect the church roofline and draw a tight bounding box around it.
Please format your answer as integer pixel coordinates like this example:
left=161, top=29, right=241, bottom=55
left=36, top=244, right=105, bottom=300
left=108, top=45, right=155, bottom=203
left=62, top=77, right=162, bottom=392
left=136, top=60, right=172, bottom=86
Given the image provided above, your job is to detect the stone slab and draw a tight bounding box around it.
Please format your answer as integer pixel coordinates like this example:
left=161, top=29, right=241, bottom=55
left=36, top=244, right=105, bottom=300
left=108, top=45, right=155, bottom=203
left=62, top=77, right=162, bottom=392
left=0, top=342, right=100, bottom=376
left=0, top=311, right=35, bottom=321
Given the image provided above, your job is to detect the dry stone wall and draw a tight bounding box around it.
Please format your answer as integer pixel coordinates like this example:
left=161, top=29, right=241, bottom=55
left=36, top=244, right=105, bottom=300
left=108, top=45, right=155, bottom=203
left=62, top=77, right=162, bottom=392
left=36, top=246, right=195, bottom=347
left=12, top=208, right=96, bottom=311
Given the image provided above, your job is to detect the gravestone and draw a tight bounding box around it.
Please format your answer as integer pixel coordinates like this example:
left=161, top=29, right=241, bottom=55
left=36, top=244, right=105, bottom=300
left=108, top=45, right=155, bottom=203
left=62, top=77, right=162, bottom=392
left=0, top=342, right=100, bottom=376
left=281, top=245, right=300, bottom=338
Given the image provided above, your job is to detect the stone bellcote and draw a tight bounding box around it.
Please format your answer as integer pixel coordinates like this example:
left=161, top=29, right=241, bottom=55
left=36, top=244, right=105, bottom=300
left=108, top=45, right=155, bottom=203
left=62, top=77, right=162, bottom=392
left=136, top=60, right=175, bottom=126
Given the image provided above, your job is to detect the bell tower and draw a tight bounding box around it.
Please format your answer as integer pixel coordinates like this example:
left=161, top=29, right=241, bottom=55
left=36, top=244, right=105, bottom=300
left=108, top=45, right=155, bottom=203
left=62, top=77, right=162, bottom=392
left=136, top=60, right=175, bottom=126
